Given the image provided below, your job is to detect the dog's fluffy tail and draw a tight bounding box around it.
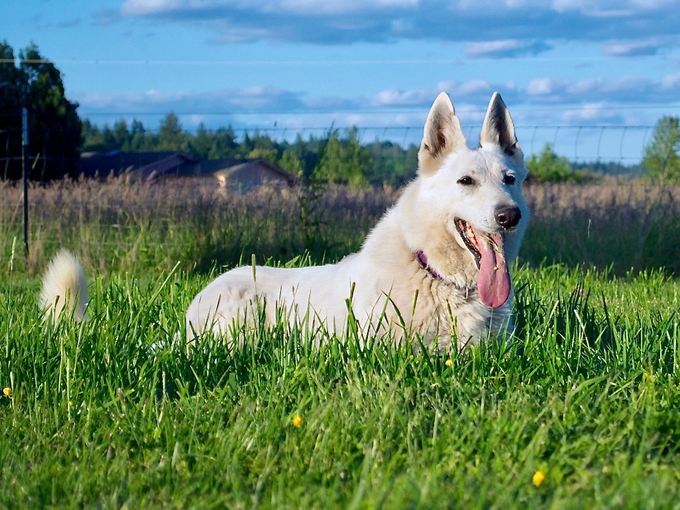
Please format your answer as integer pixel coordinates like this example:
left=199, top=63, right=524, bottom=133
left=40, top=249, right=88, bottom=323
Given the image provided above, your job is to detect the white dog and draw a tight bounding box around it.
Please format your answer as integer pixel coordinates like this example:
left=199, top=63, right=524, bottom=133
left=41, top=92, right=528, bottom=350
left=184, top=92, right=529, bottom=350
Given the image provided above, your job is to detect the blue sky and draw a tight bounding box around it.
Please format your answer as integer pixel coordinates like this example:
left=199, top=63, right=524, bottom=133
left=4, top=0, right=680, bottom=161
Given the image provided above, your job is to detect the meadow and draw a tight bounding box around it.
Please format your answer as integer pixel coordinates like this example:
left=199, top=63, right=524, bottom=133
left=1, top=178, right=680, bottom=508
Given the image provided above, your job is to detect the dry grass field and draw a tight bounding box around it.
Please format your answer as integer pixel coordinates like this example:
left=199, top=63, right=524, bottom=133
left=2, top=177, right=679, bottom=277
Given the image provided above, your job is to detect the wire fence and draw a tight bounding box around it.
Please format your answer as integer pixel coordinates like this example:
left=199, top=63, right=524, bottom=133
left=217, top=124, right=652, bottom=164
left=0, top=123, right=652, bottom=183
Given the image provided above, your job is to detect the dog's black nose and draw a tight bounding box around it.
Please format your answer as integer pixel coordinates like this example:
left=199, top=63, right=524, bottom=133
left=495, top=205, right=522, bottom=230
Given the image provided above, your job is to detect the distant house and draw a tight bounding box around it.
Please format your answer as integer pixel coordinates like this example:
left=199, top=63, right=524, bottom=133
left=79, top=151, right=179, bottom=178
left=191, top=158, right=298, bottom=188
left=78, top=151, right=297, bottom=187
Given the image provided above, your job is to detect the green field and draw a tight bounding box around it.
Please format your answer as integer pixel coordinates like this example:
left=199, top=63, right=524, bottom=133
left=1, top=179, right=680, bottom=508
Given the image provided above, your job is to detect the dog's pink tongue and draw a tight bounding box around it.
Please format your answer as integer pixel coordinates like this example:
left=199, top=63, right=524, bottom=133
left=474, top=229, right=511, bottom=308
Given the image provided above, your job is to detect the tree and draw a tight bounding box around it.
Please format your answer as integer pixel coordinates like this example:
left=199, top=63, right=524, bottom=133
left=313, top=127, right=371, bottom=187
left=366, top=139, right=418, bottom=186
left=247, top=147, right=279, bottom=163
left=239, top=131, right=254, bottom=157
left=290, top=133, right=317, bottom=180
left=209, top=127, right=237, bottom=159
left=128, top=119, right=149, bottom=152
left=81, top=119, right=104, bottom=152
left=279, top=150, right=304, bottom=177
left=186, top=123, right=212, bottom=159
left=526, top=143, right=592, bottom=183
left=112, top=119, right=132, bottom=151
left=0, top=43, right=23, bottom=179
left=0, top=41, right=81, bottom=180
left=641, top=116, right=680, bottom=183
left=156, top=113, right=185, bottom=151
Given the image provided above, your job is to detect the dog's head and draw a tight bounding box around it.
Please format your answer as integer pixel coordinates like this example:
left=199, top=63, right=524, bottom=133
left=416, top=92, right=529, bottom=308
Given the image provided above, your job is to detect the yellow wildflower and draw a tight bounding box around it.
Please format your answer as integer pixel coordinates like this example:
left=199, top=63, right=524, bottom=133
left=2, top=387, right=11, bottom=397
left=445, top=359, right=453, bottom=367
left=532, top=470, right=546, bottom=487
left=292, top=415, right=303, bottom=427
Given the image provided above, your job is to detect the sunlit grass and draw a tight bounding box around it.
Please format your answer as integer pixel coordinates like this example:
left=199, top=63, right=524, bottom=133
left=2, top=177, right=680, bottom=506
left=1, top=263, right=679, bottom=508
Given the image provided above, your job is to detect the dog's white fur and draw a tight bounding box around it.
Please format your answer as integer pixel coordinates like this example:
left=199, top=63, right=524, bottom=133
left=40, top=249, right=88, bottom=323
left=185, top=92, right=529, bottom=350
left=40, top=93, right=528, bottom=350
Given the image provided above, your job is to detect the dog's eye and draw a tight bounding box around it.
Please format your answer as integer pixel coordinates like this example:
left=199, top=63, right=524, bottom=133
left=503, top=174, right=516, bottom=185
left=457, top=176, right=475, bottom=186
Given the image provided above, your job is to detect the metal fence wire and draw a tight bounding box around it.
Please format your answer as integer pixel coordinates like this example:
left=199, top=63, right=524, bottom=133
left=0, top=123, right=654, bottom=183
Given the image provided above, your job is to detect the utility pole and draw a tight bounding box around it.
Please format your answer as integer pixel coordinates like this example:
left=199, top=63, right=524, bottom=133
left=22, top=108, right=29, bottom=257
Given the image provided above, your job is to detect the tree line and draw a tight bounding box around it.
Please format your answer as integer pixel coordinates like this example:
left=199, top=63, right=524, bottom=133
left=82, top=114, right=420, bottom=187
left=2, top=41, right=679, bottom=184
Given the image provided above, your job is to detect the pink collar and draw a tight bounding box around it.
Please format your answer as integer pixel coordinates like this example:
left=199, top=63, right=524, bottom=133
left=416, top=250, right=474, bottom=299
left=416, top=250, right=443, bottom=281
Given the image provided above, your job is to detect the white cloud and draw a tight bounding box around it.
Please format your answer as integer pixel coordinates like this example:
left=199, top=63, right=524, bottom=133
left=550, top=0, right=675, bottom=15
left=466, top=40, right=521, bottom=55
left=281, top=0, right=419, bottom=14
left=76, top=85, right=307, bottom=114
left=117, top=0, right=680, bottom=47
left=189, top=114, right=208, bottom=125
left=121, top=0, right=420, bottom=17
left=372, top=89, right=430, bottom=106
left=464, top=40, right=521, bottom=58
left=74, top=70, right=680, bottom=136
left=465, top=39, right=552, bottom=58
left=569, top=78, right=604, bottom=94
left=371, top=80, right=496, bottom=107
left=563, top=102, right=610, bottom=121
left=661, top=72, right=680, bottom=89
left=76, top=71, right=680, bottom=116
left=526, top=78, right=568, bottom=96
left=120, top=0, right=186, bottom=16
left=455, top=80, right=492, bottom=95
left=603, top=39, right=660, bottom=56
left=521, top=73, right=680, bottom=106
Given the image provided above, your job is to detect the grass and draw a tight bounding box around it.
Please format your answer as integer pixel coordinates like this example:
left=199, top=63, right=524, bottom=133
left=1, top=178, right=680, bottom=507
left=1, top=263, right=680, bottom=508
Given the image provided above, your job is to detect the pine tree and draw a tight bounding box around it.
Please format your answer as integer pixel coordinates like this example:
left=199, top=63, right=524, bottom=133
left=157, top=113, right=185, bottom=151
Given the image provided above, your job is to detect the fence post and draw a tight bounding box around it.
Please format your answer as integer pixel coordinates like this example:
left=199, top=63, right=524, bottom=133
left=22, top=107, right=29, bottom=257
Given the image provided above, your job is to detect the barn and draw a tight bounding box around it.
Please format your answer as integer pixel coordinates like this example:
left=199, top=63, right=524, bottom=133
left=78, top=151, right=297, bottom=188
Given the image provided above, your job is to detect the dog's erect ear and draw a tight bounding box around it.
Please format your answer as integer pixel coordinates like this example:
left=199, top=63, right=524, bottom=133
left=480, top=92, right=522, bottom=161
left=418, top=92, right=467, bottom=175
